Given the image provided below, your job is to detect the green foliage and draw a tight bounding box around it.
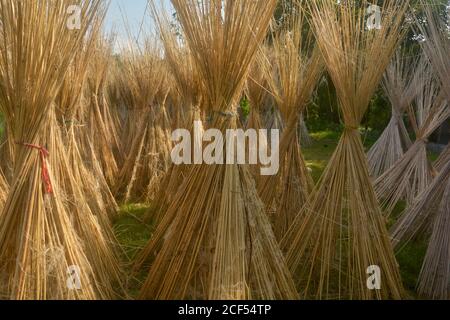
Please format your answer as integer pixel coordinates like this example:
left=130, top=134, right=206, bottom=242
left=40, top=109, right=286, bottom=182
left=306, top=75, right=342, bottom=132
left=363, top=87, right=392, bottom=134
left=303, top=130, right=340, bottom=182
left=396, top=240, right=428, bottom=295
left=306, top=75, right=400, bottom=135
left=240, top=96, right=250, bottom=120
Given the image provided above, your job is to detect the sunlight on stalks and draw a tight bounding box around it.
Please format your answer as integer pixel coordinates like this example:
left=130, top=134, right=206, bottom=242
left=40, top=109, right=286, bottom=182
left=282, top=0, right=408, bottom=300
left=134, top=0, right=298, bottom=300
left=257, top=0, right=323, bottom=239
left=0, top=0, right=120, bottom=300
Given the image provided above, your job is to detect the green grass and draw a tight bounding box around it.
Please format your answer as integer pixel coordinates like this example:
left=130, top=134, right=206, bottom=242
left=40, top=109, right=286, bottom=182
left=114, top=204, right=156, bottom=298
left=396, top=240, right=428, bottom=296
left=113, top=129, right=430, bottom=299
left=428, top=152, right=440, bottom=162
left=303, top=130, right=340, bottom=182
left=114, top=204, right=155, bottom=259
left=302, top=129, right=380, bottom=182
left=303, top=131, right=426, bottom=296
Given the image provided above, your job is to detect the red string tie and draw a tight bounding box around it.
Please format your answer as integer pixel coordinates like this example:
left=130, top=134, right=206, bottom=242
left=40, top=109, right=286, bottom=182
left=17, top=142, right=53, bottom=194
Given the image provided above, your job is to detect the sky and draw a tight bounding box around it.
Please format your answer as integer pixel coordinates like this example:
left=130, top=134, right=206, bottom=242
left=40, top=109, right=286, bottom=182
left=105, top=0, right=173, bottom=49
left=104, top=0, right=450, bottom=50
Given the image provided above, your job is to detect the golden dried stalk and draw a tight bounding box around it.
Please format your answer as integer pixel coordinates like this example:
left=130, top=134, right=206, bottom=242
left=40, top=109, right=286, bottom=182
left=49, top=14, right=124, bottom=295
left=245, top=47, right=272, bottom=178
left=0, top=125, right=14, bottom=181
left=367, top=50, right=420, bottom=178
left=114, top=38, right=173, bottom=203
left=282, top=0, right=408, bottom=300
left=45, top=109, right=124, bottom=298
left=149, top=3, right=204, bottom=220
left=258, top=2, right=323, bottom=239
left=0, top=0, right=117, bottom=299
left=57, top=15, right=119, bottom=221
left=86, top=37, right=122, bottom=189
left=0, top=167, right=7, bottom=211
left=135, top=0, right=298, bottom=300
left=246, top=49, right=272, bottom=134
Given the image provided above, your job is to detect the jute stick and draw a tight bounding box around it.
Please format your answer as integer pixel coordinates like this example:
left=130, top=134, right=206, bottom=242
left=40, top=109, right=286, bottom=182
left=258, top=2, right=323, bottom=239
left=0, top=0, right=116, bottom=299
left=282, top=0, right=408, bottom=300
left=135, top=0, right=298, bottom=300
left=390, top=161, right=450, bottom=300
left=367, top=50, right=420, bottom=177
left=374, top=61, right=449, bottom=217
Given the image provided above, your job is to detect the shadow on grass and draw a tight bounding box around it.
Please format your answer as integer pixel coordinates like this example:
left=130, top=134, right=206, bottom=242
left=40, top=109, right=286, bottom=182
left=303, top=130, right=426, bottom=298
left=112, top=129, right=429, bottom=300
left=303, top=130, right=339, bottom=182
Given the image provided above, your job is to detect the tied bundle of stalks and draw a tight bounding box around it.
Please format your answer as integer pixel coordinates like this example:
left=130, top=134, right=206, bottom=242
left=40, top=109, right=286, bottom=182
left=50, top=13, right=124, bottom=296
left=166, top=86, right=188, bottom=131
left=114, top=60, right=139, bottom=161
left=0, top=0, right=117, bottom=299
left=367, top=50, right=420, bottom=178
left=417, top=3, right=450, bottom=173
left=149, top=3, right=204, bottom=221
left=246, top=49, right=272, bottom=136
left=258, top=1, right=323, bottom=239
left=374, top=61, right=449, bottom=217
left=149, top=76, right=173, bottom=199
left=390, top=160, right=450, bottom=300
left=114, top=37, right=172, bottom=203
left=56, top=16, right=119, bottom=221
left=43, top=108, right=124, bottom=299
left=282, top=0, right=408, bottom=300
left=135, top=0, right=298, bottom=300
left=244, top=49, right=272, bottom=177
left=388, top=6, right=450, bottom=299
left=85, top=36, right=123, bottom=189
